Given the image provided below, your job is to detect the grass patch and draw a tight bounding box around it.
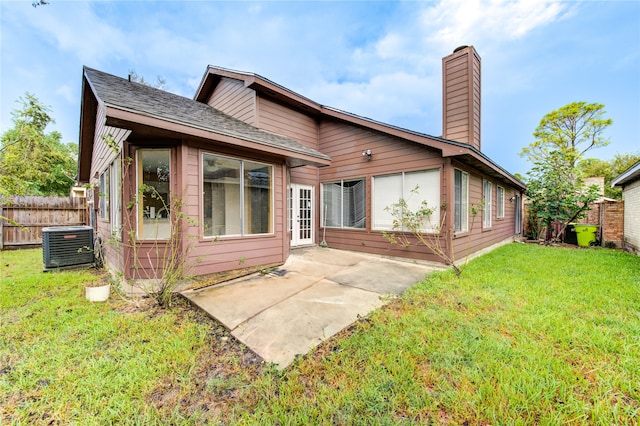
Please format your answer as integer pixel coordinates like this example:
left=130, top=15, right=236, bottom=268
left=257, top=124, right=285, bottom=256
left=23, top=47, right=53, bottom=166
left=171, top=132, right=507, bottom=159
left=0, top=249, right=265, bottom=425
left=1, top=244, right=638, bottom=424
left=236, top=244, right=640, bottom=424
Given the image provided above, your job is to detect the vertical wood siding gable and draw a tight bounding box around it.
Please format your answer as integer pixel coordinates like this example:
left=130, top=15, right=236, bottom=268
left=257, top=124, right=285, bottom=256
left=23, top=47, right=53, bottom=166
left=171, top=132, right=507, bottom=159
left=208, top=77, right=257, bottom=126
left=256, top=97, right=319, bottom=150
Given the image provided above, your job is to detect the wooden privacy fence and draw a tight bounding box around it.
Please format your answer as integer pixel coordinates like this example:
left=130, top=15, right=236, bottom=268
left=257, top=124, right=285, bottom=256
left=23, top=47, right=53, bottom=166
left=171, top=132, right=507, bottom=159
left=0, top=196, right=87, bottom=250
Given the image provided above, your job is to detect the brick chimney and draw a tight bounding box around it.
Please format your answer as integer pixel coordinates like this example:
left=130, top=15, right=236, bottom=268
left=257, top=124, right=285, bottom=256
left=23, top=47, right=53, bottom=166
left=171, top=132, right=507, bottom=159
left=442, top=45, right=481, bottom=151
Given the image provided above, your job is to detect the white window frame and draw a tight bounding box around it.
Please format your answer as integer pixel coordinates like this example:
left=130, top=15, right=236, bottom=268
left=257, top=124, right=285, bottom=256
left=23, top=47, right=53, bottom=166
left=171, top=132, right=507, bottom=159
left=497, top=185, right=505, bottom=219
left=372, top=169, right=440, bottom=233
left=321, top=178, right=366, bottom=229
left=454, top=169, right=469, bottom=233
left=483, top=179, right=492, bottom=228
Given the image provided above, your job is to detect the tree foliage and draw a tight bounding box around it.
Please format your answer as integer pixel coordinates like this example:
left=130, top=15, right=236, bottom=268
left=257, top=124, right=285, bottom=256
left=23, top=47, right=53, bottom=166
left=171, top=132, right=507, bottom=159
left=577, top=152, right=640, bottom=200
left=128, top=70, right=166, bottom=90
left=0, top=93, right=77, bottom=197
left=526, top=151, right=600, bottom=242
left=520, top=101, right=612, bottom=168
left=522, top=102, right=611, bottom=242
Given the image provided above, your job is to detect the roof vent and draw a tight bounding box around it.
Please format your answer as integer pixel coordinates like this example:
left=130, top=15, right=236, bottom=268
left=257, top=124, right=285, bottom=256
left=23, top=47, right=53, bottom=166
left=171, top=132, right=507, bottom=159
left=453, top=45, right=469, bottom=53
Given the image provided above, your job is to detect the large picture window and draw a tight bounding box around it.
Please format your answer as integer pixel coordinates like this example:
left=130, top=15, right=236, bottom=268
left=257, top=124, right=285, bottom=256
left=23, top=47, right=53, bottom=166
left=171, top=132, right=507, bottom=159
left=202, top=153, right=273, bottom=237
left=483, top=180, right=492, bottom=228
left=454, top=169, right=469, bottom=233
left=138, top=149, right=171, bottom=240
left=373, top=169, right=440, bottom=232
left=322, top=179, right=365, bottom=229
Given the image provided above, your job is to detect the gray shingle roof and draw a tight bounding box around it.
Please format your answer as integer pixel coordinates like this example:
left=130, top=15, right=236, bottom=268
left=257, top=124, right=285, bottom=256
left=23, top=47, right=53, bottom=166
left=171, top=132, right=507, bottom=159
left=83, top=67, right=330, bottom=162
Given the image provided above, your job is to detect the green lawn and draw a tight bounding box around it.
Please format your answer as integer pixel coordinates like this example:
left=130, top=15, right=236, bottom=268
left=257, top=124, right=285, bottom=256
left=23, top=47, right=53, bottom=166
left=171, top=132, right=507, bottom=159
left=1, top=244, right=639, bottom=424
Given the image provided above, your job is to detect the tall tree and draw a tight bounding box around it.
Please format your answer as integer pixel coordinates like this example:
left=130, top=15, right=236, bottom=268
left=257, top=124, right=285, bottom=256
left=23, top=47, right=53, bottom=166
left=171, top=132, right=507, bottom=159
left=521, top=101, right=612, bottom=169
left=0, top=93, right=77, bottom=197
left=521, top=101, right=611, bottom=242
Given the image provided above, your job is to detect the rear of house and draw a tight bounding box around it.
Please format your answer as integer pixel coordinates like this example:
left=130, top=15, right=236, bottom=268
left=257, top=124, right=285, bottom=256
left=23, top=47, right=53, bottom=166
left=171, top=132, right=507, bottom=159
left=78, top=46, right=525, bottom=280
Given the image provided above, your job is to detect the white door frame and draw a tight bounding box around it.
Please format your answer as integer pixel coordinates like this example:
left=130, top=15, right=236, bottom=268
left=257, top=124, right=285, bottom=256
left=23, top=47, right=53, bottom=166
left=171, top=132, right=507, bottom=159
left=290, top=184, right=314, bottom=247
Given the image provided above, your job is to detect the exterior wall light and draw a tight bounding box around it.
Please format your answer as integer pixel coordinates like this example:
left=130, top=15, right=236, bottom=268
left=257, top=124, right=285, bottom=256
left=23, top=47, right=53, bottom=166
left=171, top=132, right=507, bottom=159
left=362, top=149, right=372, bottom=160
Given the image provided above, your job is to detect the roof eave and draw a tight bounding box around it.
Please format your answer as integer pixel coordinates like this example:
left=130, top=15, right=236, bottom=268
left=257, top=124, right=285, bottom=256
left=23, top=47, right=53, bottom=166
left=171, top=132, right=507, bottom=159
left=320, top=106, right=525, bottom=191
left=104, top=106, right=331, bottom=167
left=77, top=70, right=99, bottom=183
left=611, top=161, right=640, bottom=187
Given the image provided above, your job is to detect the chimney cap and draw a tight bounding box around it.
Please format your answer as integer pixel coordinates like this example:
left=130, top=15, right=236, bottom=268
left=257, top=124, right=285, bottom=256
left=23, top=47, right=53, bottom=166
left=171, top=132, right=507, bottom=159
left=453, top=45, right=469, bottom=53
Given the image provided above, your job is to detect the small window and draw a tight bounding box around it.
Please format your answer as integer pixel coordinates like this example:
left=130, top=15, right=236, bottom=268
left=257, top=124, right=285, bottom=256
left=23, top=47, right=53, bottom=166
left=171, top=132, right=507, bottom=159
left=497, top=186, right=504, bottom=218
left=322, top=179, right=365, bottom=229
left=110, top=158, right=122, bottom=237
left=483, top=180, right=492, bottom=228
left=99, top=169, right=109, bottom=220
left=454, top=169, right=469, bottom=232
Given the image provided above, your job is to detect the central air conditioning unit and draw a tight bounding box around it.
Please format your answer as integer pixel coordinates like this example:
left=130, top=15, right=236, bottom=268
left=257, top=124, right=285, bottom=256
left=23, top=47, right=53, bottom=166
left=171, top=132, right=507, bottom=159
left=42, top=226, right=95, bottom=271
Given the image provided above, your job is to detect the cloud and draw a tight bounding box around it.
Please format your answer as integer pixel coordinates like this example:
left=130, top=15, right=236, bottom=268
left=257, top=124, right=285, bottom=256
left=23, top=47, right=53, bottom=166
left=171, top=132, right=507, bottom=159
left=420, top=0, right=572, bottom=47
left=55, top=84, right=75, bottom=104
left=22, top=2, right=134, bottom=66
left=307, top=71, right=440, bottom=132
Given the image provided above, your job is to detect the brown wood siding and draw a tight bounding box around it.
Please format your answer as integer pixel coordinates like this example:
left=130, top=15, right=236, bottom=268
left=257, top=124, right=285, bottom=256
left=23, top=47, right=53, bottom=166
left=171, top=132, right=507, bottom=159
left=442, top=47, right=481, bottom=151
left=91, top=103, right=127, bottom=275
left=318, top=120, right=448, bottom=261
left=208, top=77, right=256, bottom=125
left=319, top=121, right=443, bottom=181
left=291, top=166, right=318, bottom=186
left=256, top=97, right=319, bottom=150
left=117, top=143, right=182, bottom=280
left=180, top=144, right=288, bottom=276
left=450, top=162, right=518, bottom=260
left=472, top=56, right=481, bottom=150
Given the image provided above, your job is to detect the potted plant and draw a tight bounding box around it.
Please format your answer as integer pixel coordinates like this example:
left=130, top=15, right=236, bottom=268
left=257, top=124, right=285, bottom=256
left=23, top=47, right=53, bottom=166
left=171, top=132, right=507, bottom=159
left=85, top=278, right=111, bottom=302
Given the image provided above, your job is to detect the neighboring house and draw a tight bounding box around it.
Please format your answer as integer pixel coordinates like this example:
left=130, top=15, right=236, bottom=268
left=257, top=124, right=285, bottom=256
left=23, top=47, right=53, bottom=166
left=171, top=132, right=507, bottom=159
left=612, top=160, right=640, bottom=254
left=78, top=45, right=526, bottom=280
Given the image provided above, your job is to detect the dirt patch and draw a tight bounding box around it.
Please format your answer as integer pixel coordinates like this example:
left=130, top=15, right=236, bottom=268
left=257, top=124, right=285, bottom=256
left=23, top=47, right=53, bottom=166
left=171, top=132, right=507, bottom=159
left=138, top=296, right=268, bottom=423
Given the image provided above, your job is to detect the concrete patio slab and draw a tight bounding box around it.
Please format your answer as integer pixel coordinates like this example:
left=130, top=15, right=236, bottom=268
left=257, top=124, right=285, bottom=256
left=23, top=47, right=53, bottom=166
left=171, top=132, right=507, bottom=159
left=181, top=247, right=444, bottom=368
left=233, top=279, right=385, bottom=367
left=328, top=258, right=432, bottom=295
left=185, top=272, right=318, bottom=330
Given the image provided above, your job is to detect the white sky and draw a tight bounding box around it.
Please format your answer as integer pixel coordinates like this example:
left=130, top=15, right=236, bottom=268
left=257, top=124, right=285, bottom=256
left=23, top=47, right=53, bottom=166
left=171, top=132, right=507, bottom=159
left=1, top=0, right=639, bottom=176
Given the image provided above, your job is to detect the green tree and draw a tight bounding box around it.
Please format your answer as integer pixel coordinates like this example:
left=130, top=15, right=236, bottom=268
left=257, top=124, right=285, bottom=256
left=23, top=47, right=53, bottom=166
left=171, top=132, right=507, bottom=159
left=578, top=152, right=640, bottom=200
left=521, top=101, right=612, bottom=169
left=521, top=102, right=611, bottom=243
left=526, top=151, right=600, bottom=242
left=0, top=93, right=77, bottom=197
